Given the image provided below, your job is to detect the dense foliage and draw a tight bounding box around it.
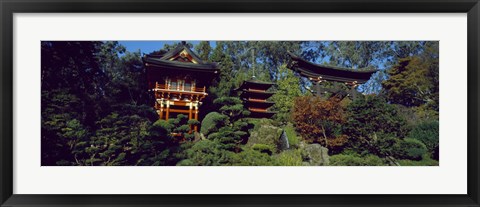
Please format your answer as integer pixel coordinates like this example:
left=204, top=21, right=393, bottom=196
left=41, top=40, right=439, bottom=166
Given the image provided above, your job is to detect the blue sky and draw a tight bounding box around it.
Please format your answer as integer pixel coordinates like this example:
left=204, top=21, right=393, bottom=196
left=119, top=41, right=176, bottom=54
left=119, top=41, right=215, bottom=55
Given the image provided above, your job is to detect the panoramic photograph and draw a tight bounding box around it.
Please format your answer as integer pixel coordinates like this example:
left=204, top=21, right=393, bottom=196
left=41, top=41, right=439, bottom=166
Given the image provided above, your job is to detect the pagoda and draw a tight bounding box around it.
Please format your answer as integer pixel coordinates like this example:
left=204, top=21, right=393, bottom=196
left=236, top=80, right=276, bottom=118
left=143, top=42, right=219, bottom=131
left=286, top=52, right=378, bottom=97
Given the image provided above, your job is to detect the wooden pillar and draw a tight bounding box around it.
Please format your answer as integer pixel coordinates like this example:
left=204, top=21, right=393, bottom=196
left=159, top=101, right=164, bottom=120
left=193, top=103, right=199, bottom=132
left=309, top=76, right=324, bottom=97
left=165, top=101, right=170, bottom=121
left=188, top=102, right=193, bottom=120
left=187, top=102, right=193, bottom=133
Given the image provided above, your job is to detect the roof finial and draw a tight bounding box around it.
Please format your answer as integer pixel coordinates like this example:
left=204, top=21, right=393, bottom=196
left=181, top=41, right=186, bottom=45
left=251, top=48, right=255, bottom=80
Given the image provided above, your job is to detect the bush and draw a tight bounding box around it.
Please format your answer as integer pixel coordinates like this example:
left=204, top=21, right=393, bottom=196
left=200, top=112, right=228, bottom=136
left=343, top=96, right=408, bottom=153
left=229, top=148, right=275, bottom=166
left=344, top=96, right=408, bottom=141
left=181, top=140, right=234, bottom=166
left=176, top=159, right=194, bottom=166
left=330, top=153, right=387, bottom=166
left=274, top=149, right=304, bottom=166
left=283, top=123, right=300, bottom=147
left=398, top=156, right=439, bottom=166
left=394, top=138, right=427, bottom=161
left=408, top=120, right=439, bottom=155
left=251, top=144, right=275, bottom=155
left=246, top=121, right=282, bottom=153
left=370, top=133, right=400, bottom=157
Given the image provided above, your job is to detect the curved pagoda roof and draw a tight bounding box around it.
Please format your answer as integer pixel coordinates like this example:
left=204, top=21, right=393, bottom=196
left=287, top=52, right=378, bottom=84
left=243, top=100, right=275, bottom=108
left=239, top=89, right=275, bottom=99
left=143, top=42, right=220, bottom=74
left=235, top=80, right=275, bottom=91
left=249, top=111, right=277, bottom=119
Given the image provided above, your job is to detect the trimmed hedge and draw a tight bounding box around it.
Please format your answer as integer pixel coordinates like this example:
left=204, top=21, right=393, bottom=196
left=394, top=138, right=427, bottom=161
left=408, top=120, right=439, bottom=154
left=200, top=112, right=228, bottom=137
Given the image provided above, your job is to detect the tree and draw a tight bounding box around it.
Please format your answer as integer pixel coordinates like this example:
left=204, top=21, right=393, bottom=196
left=80, top=112, right=151, bottom=166
left=382, top=42, right=438, bottom=108
left=195, top=41, right=212, bottom=60
left=42, top=93, right=88, bottom=166
left=271, top=64, right=303, bottom=124
left=249, top=41, right=304, bottom=80
left=206, top=97, right=251, bottom=151
left=41, top=41, right=108, bottom=165
left=343, top=95, right=408, bottom=155
left=291, top=95, right=348, bottom=151
left=382, top=57, right=438, bottom=108
left=208, top=42, right=237, bottom=98
left=41, top=41, right=169, bottom=166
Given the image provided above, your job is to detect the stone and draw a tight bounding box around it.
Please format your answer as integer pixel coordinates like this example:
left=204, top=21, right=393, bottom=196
left=193, top=132, right=202, bottom=142
left=304, top=144, right=329, bottom=166
left=277, top=130, right=290, bottom=151
left=247, top=124, right=283, bottom=153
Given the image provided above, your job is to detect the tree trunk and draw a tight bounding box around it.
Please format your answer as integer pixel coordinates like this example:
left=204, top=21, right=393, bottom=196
left=321, top=125, right=328, bottom=147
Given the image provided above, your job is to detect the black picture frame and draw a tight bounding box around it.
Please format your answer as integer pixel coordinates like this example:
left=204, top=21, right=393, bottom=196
left=1, top=0, right=479, bottom=206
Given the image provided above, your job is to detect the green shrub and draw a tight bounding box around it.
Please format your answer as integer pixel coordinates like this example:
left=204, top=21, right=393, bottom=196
left=200, top=112, right=228, bottom=136
left=344, top=96, right=408, bottom=152
left=408, top=120, right=439, bottom=155
left=229, top=148, right=275, bottom=166
left=181, top=140, right=234, bottom=166
left=152, top=119, right=173, bottom=135
left=251, top=144, right=275, bottom=155
left=398, top=156, right=439, bottom=166
left=283, top=123, right=300, bottom=147
left=251, top=118, right=275, bottom=130
left=394, top=138, right=427, bottom=161
left=330, top=153, right=387, bottom=166
left=246, top=120, right=282, bottom=153
left=368, top=133, right=403, bottom=158
left=274, top=149, right=304, bottom=166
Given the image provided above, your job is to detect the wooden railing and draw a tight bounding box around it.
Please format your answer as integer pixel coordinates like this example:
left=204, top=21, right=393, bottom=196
left=155, top=82, right=206, bottom=93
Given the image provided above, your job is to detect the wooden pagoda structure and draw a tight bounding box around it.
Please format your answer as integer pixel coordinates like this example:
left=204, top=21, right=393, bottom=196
left=143, top=42, right=219, bottom=131
left=236, top=80, right=276, bottom=118
left=286, top=52, right=378, bottom=97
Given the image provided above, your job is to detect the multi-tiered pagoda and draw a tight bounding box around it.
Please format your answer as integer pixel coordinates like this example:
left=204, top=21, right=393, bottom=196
left=236, top=80, right=276, bottom=118
left=143, top=42, right=219, bottom=131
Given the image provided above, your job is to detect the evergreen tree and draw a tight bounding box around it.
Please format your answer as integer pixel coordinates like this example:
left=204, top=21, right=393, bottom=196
left=271, top=64, right=303, bottom=124
left=207, top=97, right=251, bottom=151
left=382, top=42, right=439, bottom=110
left=195, top=41, right=212, bottom=60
